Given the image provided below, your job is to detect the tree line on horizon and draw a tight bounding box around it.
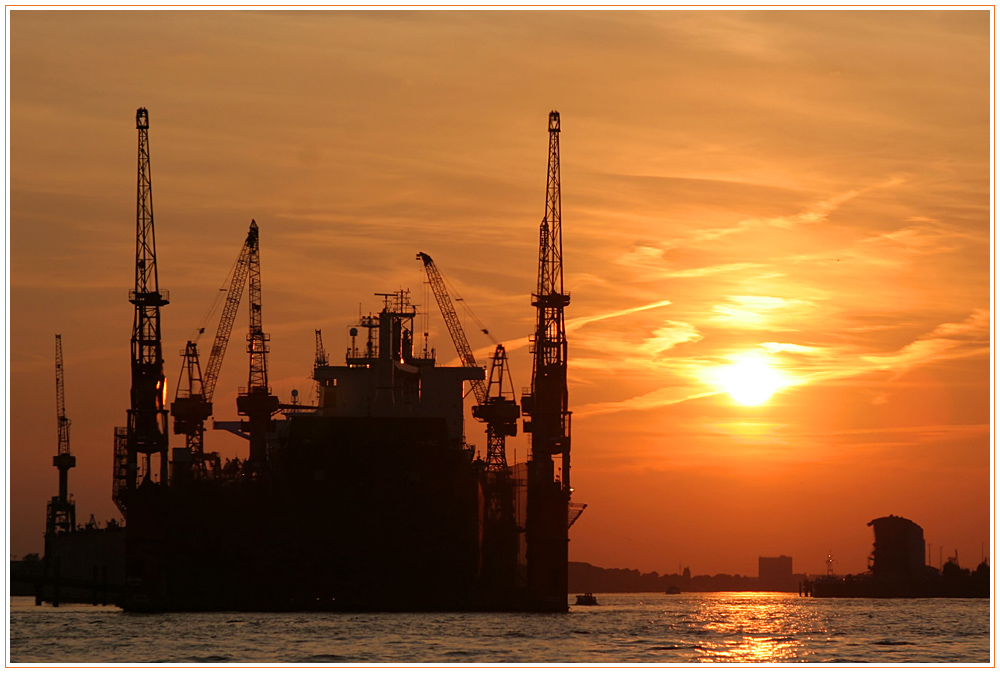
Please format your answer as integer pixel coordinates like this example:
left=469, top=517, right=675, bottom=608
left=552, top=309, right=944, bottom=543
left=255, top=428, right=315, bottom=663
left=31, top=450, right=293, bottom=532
left=568, top=561, right=807, bottom=593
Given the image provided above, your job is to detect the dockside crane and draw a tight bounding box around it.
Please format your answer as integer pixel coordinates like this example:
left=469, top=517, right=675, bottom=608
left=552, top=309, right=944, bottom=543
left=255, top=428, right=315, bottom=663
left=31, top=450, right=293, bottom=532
left=47, top=334, right=76, bottom=535
left=474, top=345, right=519, bottom=474
left=418, top=253, right=522, bottom=592
left=417, top=252, right=488, bottom=406
left=114, top=107, right=170, bottom=515
left=474, top=344, right=521, bottom=593
left=314, top=329, right=329, bottom=369
left=236, top=220, right=279, bottom=474
left=313, top=329, right=328, bottom=403
left=171, top=224, right=255, bottom=479
left=417, top=252, right=520, bottom=470
left=522, top=110, right=573, bottom=610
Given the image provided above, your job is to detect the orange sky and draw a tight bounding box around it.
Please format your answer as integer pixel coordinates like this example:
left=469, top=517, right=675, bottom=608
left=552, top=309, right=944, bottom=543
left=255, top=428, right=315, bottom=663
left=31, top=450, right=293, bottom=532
left=9, top=9, right=992, bottom=577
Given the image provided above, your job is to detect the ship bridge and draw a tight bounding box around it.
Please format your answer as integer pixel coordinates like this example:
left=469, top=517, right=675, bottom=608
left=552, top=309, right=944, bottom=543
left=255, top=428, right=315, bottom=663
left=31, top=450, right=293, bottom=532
left=312, top=290, right=483, bottom=449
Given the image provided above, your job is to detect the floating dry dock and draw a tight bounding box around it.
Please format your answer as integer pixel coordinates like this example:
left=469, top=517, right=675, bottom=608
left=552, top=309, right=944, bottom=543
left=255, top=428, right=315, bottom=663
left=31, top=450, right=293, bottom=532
left=37, top=109, right=582, bottom=612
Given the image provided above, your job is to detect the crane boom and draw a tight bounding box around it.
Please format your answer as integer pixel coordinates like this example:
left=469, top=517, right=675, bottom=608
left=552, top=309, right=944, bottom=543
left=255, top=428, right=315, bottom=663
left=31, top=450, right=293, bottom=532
left=55, top=335, right=70, bottom=457
left=202, top=223, right=254, bottom=402
left=417, top=252, right=487, bottom=405
left=170, top=222, right=255, bottom=480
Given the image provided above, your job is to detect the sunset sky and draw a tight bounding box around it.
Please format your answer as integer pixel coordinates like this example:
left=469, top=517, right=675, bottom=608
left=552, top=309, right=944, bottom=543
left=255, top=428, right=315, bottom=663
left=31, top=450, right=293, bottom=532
left=8, top=9, right=992, bottom=577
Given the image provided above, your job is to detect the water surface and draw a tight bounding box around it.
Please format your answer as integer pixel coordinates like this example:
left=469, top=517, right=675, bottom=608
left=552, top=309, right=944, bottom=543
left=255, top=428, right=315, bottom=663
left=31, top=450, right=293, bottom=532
left=9, top=592, right=991, bottom=663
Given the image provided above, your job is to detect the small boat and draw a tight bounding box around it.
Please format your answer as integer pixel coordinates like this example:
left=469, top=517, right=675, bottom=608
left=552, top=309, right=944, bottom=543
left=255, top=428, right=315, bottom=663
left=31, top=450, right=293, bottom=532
left=665, top=586, right=681, bottom=594
left=575, top=592, right=598, bottom=605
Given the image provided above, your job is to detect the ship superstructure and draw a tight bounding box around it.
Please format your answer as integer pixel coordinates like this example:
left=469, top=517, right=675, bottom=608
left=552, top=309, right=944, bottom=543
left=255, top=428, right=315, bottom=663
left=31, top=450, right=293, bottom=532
left=315, top=289, right=482, bottom=444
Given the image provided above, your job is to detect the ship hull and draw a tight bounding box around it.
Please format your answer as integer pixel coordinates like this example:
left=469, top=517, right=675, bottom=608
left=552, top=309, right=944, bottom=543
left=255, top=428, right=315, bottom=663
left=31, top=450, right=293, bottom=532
left=118, top=415, right=534, bottom=612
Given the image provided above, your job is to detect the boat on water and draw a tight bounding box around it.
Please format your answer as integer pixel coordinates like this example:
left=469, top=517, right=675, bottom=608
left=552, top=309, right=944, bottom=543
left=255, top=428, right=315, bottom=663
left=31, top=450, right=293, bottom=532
left=575, top=592, right=598, bottom=605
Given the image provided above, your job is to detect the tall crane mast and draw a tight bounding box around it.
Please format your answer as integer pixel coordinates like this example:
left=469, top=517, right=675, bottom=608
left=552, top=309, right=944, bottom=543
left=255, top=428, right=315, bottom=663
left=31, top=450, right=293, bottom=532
left=236, top=220, right=279, bottom=473
left=115, top=107, right=170, bottom=514
left=313, top=329, right=328, bottom=403
left=171, top=223, right=255, bottom=478
left=522, top=110, right=572, bottom=610
left=47, top=334, right=76, bottom=535
left=417, top=252, right=487, bottom=405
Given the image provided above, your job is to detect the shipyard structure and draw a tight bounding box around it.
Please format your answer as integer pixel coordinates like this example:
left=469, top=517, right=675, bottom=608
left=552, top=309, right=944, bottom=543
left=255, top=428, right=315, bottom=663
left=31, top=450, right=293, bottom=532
left=34, top=108, right=582, bottom=612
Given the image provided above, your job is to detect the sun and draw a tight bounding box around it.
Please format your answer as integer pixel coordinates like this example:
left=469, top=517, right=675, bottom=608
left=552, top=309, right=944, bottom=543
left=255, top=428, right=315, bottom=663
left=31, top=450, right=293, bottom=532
left=720, top=355, right=781, bottom=406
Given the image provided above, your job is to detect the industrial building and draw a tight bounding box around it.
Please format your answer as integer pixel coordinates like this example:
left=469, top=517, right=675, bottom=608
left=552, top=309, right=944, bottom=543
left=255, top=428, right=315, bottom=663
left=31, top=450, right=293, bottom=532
left=868, top=515, right=927, bottom=579
left=758, top=555, right=795, bottom=591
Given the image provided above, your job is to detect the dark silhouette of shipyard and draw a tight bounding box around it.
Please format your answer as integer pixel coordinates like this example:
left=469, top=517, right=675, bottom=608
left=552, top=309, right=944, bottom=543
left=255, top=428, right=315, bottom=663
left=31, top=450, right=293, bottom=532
left=31, top=109, right=584, bottom=612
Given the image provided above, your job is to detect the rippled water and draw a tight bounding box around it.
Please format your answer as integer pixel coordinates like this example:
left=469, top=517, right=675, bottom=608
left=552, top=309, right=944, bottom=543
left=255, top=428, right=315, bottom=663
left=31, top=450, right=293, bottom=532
left=8, top=593, right=991, bottom=663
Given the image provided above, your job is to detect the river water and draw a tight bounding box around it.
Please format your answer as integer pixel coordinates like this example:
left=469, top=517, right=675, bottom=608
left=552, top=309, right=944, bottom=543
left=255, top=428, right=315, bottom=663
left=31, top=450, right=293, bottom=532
left=8, top=592, right=991, bottom=664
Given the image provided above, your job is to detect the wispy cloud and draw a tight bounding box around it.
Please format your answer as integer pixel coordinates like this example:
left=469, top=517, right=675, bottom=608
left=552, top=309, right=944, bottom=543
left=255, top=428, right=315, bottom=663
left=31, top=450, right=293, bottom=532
left=671, top=177, right=906, bottom=249
left=575, top=387, right=719, bottom=418
left=861, top=309, right=990, bottom=377
left=861, top=223, right=967, bottom=256
left=638, top=321, right=703, bottom=355
left=663, top=262, right=765, bottom=278
left=711, top=295, right=814, bottom=330
left=760, top=342, right=818, bottom=354
left=613, top=243, right=765, bottom=280
left=572, top=309, right=989, bottom=419
left=565, top=300, right=674, bottom=332
left=492, top=299, right=675, bottom=359
left=611, top=178, right=909, bottom=285
left=737, top=187, right=862, bottom=229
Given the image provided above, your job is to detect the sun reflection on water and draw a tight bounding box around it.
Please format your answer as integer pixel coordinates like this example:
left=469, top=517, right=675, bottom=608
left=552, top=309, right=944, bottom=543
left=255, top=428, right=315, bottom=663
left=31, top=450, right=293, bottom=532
left=691, top=592, right=821, bottom=662
left=697, top=635, right=801, bottom=663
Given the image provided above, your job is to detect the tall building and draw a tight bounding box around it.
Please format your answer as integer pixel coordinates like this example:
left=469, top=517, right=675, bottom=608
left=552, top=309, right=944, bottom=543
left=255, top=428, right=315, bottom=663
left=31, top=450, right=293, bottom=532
left=868, top=515, right=926, bottom=578
left=759, top=555, right=794, bottom=591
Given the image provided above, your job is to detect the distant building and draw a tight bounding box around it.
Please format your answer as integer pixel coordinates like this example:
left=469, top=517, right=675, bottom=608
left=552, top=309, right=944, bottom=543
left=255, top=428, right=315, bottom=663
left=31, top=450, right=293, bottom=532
left=868, top=515, right=926, bottom=578
left=758, top=555, right=794, bottom=591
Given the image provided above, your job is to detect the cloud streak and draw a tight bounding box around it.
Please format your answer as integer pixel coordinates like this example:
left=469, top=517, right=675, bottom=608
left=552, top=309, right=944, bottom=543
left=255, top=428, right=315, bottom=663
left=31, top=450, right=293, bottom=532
left=471, top=299, right=676, bottom=361
left=861, top=309, right=990, bottom=377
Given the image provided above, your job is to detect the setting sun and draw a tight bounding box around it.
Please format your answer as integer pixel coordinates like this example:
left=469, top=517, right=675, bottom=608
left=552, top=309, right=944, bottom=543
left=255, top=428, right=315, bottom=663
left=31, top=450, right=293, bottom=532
left=721, top=356, right=781, bottom=406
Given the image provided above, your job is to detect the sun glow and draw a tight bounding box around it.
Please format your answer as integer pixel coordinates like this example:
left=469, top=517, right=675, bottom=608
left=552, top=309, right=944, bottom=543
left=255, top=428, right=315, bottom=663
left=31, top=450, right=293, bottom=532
left=720, top=355, right=781, bottom=405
